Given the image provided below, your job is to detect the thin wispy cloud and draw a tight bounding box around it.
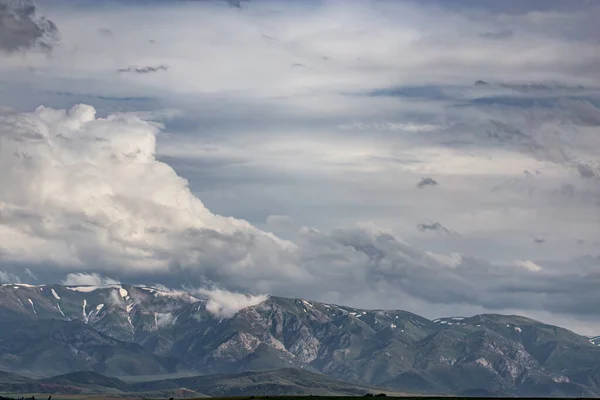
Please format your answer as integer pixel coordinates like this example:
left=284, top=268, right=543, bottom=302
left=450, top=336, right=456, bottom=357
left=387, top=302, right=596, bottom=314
left=118, top=65, right=168, bottom=74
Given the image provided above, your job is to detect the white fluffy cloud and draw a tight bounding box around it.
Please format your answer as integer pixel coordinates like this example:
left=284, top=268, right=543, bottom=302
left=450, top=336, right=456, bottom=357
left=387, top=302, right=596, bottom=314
left=0, top=104, right=291, bottom=274
left=61, top=272, right=120, bottom=286
left=197, top=287, right=269, bottom=319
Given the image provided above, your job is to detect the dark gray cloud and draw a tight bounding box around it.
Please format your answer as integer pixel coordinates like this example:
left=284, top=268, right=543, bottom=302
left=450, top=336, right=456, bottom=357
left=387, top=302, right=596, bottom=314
left=578, top=163, right=597, bottom=179
left=417, top=177, right=439, bottom=188
left=418, top=222, right=451, bottom=235
left=118, top=65, right=168, bottom=74
left=479, top=29, right=514, bottom=40
left=225, top=0, right=243, bottom=7
left=0, top=0, right=58, bottom=53
left=415, top=0, right=595, bottom=15
left=499, top=83, right=587, bottom=93
left=98, top=28, right=113, bottom=37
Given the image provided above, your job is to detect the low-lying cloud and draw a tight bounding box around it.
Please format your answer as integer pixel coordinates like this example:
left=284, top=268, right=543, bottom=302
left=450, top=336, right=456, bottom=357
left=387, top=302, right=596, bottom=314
left=197, top=287, right=268, bottom=318
left=62, top=273, right=120, bottom=286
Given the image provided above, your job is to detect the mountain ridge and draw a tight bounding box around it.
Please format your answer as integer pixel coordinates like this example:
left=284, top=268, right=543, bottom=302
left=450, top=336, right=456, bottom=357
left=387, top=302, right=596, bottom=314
left=0, top=283, right=599, bottom=397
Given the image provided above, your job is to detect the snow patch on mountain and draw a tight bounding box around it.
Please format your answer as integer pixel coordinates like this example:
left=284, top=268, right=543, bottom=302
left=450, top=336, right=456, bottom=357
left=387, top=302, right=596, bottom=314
left=82, top=299, right=88, bottom=323
left=28, top=298, right=36, bottom=314
left=476, top=357, right=493, bottom=370
left=67, top=285, right=120, bottom=293
left=56, top=302, right=66, bottom=317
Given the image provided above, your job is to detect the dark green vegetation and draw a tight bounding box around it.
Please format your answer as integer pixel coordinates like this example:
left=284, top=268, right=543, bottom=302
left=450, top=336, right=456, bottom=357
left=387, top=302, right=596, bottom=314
left=0, top=369, right=402, bottom=397
left=1, top=284, right=600, bottom=397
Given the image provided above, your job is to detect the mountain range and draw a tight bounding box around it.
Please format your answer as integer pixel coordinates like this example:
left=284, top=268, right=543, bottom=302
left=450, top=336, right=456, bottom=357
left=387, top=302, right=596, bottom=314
left=0, top=283, right=599, bottom=397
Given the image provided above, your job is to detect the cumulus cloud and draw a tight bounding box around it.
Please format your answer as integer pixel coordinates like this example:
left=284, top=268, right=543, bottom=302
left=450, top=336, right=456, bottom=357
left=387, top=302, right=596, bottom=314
left=0, top=104, right=293, bottom=274
left=197, top=287, right=268, bottom=318
left=61, top=272, right=120, bottom=286
left=0, top=0, right=58, bottom=52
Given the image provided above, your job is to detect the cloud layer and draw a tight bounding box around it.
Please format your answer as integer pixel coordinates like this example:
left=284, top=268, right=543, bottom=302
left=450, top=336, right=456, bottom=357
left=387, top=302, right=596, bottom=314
left=1, top=104, right=600, bottom=334
left=62, top=272, right=120, bottom=286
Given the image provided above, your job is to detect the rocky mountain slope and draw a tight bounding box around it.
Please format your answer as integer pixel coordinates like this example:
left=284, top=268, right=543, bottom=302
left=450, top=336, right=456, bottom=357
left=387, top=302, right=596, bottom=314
left=1, top=283, right=599, bottom=396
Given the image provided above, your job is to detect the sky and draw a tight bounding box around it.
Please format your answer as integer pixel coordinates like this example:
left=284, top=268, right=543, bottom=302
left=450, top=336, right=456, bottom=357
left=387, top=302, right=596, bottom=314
left=0, top=0, right=599, bottom=334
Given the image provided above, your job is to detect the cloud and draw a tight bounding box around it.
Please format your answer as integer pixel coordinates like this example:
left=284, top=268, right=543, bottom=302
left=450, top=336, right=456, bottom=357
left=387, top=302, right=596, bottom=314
left=155, top=312, right=175, bottom=328
left=577, top=162, right=598, bottom=178
left=118, top=65, right=168, bottom=74
left=2, top=104, right=600, bottom=328
left=98, top=28, right=113, bottom=37
left=417, top=222, right=451, bottom=235
left=417, top=177, right=439, bottom=188
left=224, top=0, right=246, bottom=8
left=515, top=260, right=543, bottom=272
left=0, top=270, right=20, bottom=283
left=24, top=267, right=36, bottom=279
left=61, top=273, right=120, bottom=286
left=0, top=0, right=59, bottom=53
left=479, top=29, right=514, bottom=40
left=196, top=287, right=268, bottom=319
left=107, top=288, right=124, bottom=307
left=0, top=104, right=292, bottom=275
